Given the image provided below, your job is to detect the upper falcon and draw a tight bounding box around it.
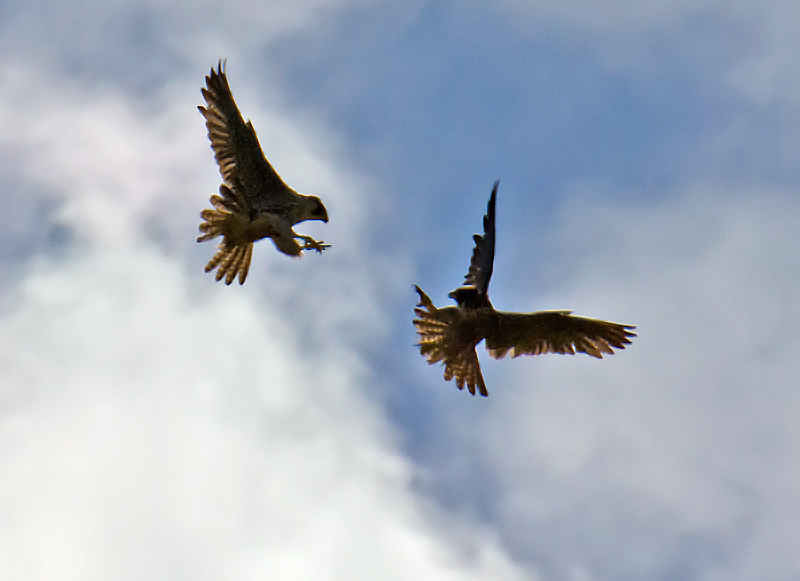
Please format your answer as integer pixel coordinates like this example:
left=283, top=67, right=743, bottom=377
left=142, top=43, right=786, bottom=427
left=197, top=60, right=329, bottom=285
left=413, top=181, right=636, bottom=396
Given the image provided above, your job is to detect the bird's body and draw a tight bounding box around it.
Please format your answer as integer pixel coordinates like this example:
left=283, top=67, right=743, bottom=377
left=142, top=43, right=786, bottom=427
left=197, top=61, right=329, bottom=285
left=414, top=182, right=636, bottom=396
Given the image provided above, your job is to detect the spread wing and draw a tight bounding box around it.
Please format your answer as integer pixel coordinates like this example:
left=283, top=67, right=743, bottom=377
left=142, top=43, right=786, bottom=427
left=448, top=181, right=497, bottom=308
left=465, top=181, right=497, bottom=295
left=485, top=311, right=636, bottom=359
left=198, top=60, right=295, bottom=214
left=413, top=286, right=488, bottom=396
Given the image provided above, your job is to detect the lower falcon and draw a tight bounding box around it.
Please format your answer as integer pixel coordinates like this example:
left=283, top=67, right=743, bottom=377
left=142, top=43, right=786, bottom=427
left=413, top=181, right=636, bottom=396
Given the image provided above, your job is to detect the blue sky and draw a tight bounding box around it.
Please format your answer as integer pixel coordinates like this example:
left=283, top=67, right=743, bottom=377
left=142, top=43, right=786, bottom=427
left=2, top=1, right=800, bottom=579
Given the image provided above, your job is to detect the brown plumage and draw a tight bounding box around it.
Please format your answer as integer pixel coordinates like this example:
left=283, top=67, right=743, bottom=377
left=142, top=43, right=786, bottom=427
left=414, top=182, right=636, bottom=396
left=197, top=60, right=329, bottom=285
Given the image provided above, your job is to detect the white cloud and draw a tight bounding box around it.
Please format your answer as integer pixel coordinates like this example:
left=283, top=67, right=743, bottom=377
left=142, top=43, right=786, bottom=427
left=0, top=61, right=528, bottom=581
left=1, top=0, right=379, bottom=69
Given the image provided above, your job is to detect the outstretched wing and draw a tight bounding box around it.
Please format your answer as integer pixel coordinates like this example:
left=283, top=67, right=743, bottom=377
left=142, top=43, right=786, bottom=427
left=485, top=311, right=636, bottom=359
left=413, top=285, right=488, bottom=396
left=448, top=181, right=497, bottom=308
left=465, top=181, right=497, bottom=294
left=198, top=60, right=294, bottom=214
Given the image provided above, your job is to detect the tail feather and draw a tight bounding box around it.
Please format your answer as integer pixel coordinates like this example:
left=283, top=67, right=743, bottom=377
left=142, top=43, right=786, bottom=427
left=442, top=351, right=487, bottom=396
left=239, top=244, right=253, bottom=284
left=215, top=245, right=238, bottom=282
left=203, top=242, right=254, bottom=285
left=412, top=285, right=488, bottom=397
left=198, top=183, right=255, bottom=285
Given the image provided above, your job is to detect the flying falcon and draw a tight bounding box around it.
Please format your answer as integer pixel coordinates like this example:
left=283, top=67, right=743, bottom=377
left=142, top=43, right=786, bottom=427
left=413, top=182, right=636, bottom=396
left=197, top=61, right=329, bottom=285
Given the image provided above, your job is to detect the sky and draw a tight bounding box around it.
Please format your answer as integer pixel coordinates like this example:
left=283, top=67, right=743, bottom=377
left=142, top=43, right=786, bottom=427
left=1, top=0, right=799, bottom=579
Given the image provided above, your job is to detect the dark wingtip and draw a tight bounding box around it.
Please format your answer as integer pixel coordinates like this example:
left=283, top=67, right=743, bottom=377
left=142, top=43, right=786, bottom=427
left=207, top=59, right=226, bottom=82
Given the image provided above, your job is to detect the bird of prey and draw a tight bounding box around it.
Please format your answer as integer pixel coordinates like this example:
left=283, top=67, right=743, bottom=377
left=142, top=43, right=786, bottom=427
left=413, top=181, right=636, bottom=396
left=197, top=61, right=329, bottom=285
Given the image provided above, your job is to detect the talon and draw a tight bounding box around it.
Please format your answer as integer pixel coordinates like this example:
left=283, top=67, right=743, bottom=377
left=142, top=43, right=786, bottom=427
left=298, top=235, right=329, bottom=253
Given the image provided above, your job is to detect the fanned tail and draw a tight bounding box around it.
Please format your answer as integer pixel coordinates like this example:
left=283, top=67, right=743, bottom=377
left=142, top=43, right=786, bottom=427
left=413, top=285, right=488, bottom=396
left=198, top=183, right=254, bottom=285
left=203, top=242, right=253, bottom=285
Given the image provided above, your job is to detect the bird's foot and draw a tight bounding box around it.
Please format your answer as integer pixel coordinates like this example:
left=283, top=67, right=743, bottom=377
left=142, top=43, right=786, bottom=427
left=298, top=236, right=330, bottom=253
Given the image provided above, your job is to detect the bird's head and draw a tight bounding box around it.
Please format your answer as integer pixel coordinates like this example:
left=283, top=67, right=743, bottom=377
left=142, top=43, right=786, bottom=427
left=302, top=195, right=329, bottom=223
left=449, top=286, right=492, bottom=310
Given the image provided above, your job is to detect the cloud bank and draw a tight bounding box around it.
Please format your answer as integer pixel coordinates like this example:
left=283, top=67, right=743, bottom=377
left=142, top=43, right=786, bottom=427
left=3, top=0, right=800, bottom=579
